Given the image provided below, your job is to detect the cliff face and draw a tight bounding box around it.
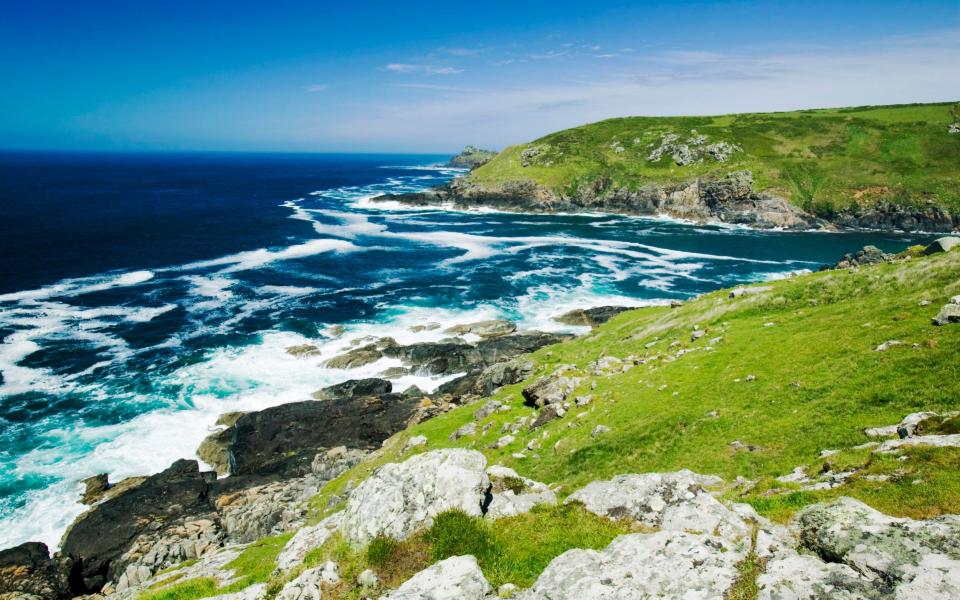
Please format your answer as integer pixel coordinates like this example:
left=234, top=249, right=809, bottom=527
left=377, top=169, right=959, bottom=232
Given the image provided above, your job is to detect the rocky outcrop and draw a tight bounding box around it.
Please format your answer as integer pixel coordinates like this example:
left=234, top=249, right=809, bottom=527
left=60, top=459, right=214, bottom=593
left=553, top=306, right=632, bottom=327
left=312, top=378, right=392, bottom=401
left=0, top=542, right=73, bottom=600
left=522, top=371, right=581, bottom=409
left=448, top=146, right=497, bottom=170
left=339, top=449, right=490, bottom=546
left=373, top=170, right=825, bottom=230
left=515, top=531, right=744, bottom=599
left=485, top=466, right=556, bottom=519
left=228, top=393, right=420, bottom=477
left=829, top=245, right=893, bottom=269
left=834, top=202, right=957, bottom=232
left=381, top=555, right=492, bottom=600
left=276, top=562, right=339, bottom=600
left=444, top=319, right=516, bottom=339
left=275, top=513, right=343, bottom=574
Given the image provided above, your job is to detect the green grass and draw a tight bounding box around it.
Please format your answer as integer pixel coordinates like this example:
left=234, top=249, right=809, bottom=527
left=469, top=102, right=960, bottom=215
left=314, top=249, right=960, bottom=527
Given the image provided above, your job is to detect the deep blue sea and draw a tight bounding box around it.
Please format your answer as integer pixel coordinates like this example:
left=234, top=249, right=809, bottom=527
left=0, top=152, right=930, bottom=549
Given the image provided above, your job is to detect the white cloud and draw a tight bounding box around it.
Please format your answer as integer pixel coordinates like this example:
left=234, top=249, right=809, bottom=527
left=305, top=84, right=329, bottom=92
left=328, top=30, right=960, bottom=150
left=384, top=63, right=463, bottom=75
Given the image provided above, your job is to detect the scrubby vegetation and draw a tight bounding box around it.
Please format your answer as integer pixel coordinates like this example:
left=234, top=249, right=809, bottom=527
left=469, top=102, right=960, bottom=216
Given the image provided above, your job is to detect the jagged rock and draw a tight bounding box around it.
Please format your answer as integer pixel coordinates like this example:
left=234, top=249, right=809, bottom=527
left=923, top=236, right=960, bottom=255
left=339, top=450, right=490, bottom=545
left=0, top=542, right=73, bottom=600
left=323, top=344, right=386, bottom=369
left=796, top=497, right=960, bottom=596
left=312, top=378, right=392, bottom=400
left=445, top=320, right=517, bottom=339
left=311, top=446, right=368, bottom=481
left=514, top=531, right=744, bottom=599
left=198, top=427, right=234, bottom=477
left=276, top=562, right=339, bottom=600
left=757, top=551, right=876, bottom=599
left=114, top=516, right=224, bottom=591
left=228, top=393, right=420, bottom=476
left=474, top=401, right=503, bottom=421
left=60, top=460, right=214, bottom=593
left=473, top=359, right=535, bottom=396
left=381, top=555, right=492, bottom=599
left=485, top=466, right=556, bottom=519
left=553, top=306, right=631, bottom=327
left=275, top=513, right=343, bottom=573
left=831, top=245, right=893, bottom=269
left=475, top=332, right=570, bottom=365
left=522, top=374, right=580, bottom=408
left=529, top=405, right=565, bottom=430
left=566, top=472, right=749, bottom=544
left=384, top=342, right=482, bottom=375
left=80, top=474, right=110, bottom=505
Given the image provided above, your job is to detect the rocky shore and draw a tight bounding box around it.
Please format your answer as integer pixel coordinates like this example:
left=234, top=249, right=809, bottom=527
left=4, top=238, right=960, bottom=599
left=372, top=170, right=959, bottom=232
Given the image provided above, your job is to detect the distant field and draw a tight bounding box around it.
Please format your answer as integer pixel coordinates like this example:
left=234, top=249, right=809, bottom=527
left=469, top=102, right=960, bottom=216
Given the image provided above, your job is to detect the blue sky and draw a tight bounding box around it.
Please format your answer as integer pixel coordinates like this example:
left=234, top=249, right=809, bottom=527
left=2, top=0, right=959, bottom=152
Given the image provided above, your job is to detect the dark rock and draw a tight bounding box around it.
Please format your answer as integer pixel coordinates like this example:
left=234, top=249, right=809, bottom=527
left=323, top=344, right=386, bottom=369
left=828, top=245, right=893, bottom=270
left=384, top=341, right=482, bottom=375
left=0, top=542, right=73, bottom=599
left=197, top=427, right=234, bottom=477
left=476, top=332, right=570, bottom=365
left=834, top=203, right=956, bottom=233
left=530, top=405, right=565, bottom=430
left=437, top=371, right=482, bottom=398
left=554, top=306, right=632, bottom=327
left=60, top=460, right=213, bottom=593
left=228, top=393, right=420, bottom=477
left=312, top=378, right=392, bottom=400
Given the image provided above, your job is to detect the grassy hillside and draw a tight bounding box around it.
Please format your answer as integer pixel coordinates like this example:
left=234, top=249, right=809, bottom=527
left=468, top=102, right=960, bottom=216
left=147, top=247, right=960, bottom=599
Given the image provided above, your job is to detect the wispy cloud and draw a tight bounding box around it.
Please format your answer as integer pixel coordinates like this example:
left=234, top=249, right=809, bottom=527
left=305, top=84, right=329, bottom=92
left=437, top=47, right=487, bottom=57
left=384, top=63, right=463, bottom=75
left=393, top=83, right=480, bottom=93
left=328, top=29, right=960, bottom=150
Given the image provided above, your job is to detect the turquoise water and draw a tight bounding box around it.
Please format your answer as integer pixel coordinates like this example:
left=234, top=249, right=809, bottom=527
left=0, top=152, right=928, bottom=550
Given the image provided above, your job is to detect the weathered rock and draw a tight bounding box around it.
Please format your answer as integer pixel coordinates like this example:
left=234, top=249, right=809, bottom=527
left=449, top=422, right=478, bottom=441
left=80, top=474, right=110, bottom=504
left=286, top=344, right=321, bottom=358
left=529, top=405, right=565, bottom=430
left=831, top=245, right=893, bottom=269
left=485, top=466, right=556, bottom=519
left=312, top=378, right=392, bottom=401
left=796, top=497, right=960, bottom=596
left=444, top=320, right=517, bottom=339
left=473, top=401, right=503, bottom=421
left=384, top=342, right=482, bottom=375
left=381, top=555, right=492, bottom=600
left=339, top=450, right=489, bottom=545
left=198, top=427, right=234, bottom=477
left=932, top=298, right=960, bottom=326
left=566, top=471, right=749, bottom=545
left=0, top=542, right=73, bottom=600
left=276, top=562, right=339, bottom=600
left=323, top=344, right=385, bottom=369
left=473, top=359, right=535, bottom=396
left=522, top=375, right=580, bottom=408
left=514, top=531, right=744, bottom=599
left=113, top=516, right=224, bottom=592
left=757, top=550, right=876, bottom=600
left=61, top=460, right=214, bottom=593
left=923, top=236, right=960, bottom=255
left=275, top=513, right=343, bottom=573
left=475, top=332, right=569, bottom=365
left=876, top=433, right=960, bottom=453
left=228, top=393, right=420, bottom=476
left=865, top=412, right=938, bottom=438
left=553, top=306, right=632, bottom=328
left=449, top=146, right=497, bottom=169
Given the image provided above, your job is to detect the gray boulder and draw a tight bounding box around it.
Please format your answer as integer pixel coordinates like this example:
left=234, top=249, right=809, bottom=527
left=276, top=562, right=339, bottom=600
left=757, top=551, right=876, bottom=599
left=473, top=359, right=535, bottom=396
left=485, top=466, right=556, bottom=519
left=796, top=497, right=960, bottom=597
left=381, top=555, right=492, bottom=599
left=923, top=236, right=960, bottom=255
left=514, top=531, right=744, bottom=599
left=338, top=450, right=490, bottom=545
left=933, top=297, right=960, bottom=326
left=522, top=374, right=580, bottom=408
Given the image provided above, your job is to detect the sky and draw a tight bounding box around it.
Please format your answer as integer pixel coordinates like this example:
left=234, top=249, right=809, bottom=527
left=1, top=0, right=959, bottom=153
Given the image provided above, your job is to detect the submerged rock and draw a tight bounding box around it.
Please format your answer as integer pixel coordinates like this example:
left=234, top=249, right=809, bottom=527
left=339, top=449, right=490, bottom=545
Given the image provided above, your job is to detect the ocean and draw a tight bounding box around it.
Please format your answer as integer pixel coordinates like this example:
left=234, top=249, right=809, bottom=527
left=0, top=151, right=929, bottom=551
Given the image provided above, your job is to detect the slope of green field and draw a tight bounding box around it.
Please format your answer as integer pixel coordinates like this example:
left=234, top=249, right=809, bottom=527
left=469, top=102, right=960, bottom=216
